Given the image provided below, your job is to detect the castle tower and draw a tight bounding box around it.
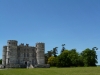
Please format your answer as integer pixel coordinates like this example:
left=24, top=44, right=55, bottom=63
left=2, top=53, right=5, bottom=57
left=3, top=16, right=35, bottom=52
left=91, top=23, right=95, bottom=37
left=36, top=42, right=45, bottom=65
left=2, top=46, right=7, bottom=66
left=6, top=40, right=18, bottom=65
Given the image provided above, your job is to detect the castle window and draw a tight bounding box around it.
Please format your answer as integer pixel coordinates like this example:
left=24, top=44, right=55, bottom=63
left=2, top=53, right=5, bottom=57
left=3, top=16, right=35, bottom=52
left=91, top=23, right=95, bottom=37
left=18, top=59, right=20, bottom=64
left=27, top=49, right=29, bottom=52
left=32, top=53, right=34, bottom=57
left=27, top=53, right=29, bottom=57
left=24, top=53, right=25, bottom=57
left=18, top=53, right=20, bottom=57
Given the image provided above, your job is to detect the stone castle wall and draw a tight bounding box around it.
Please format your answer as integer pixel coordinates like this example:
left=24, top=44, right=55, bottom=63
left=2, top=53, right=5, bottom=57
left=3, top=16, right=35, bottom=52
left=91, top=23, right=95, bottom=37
left=1, top=40, right=48, bottom=68
left=36, top=43, right=45, bottom=65
left=6, top=40, right=18, bottom=65
left=2, top=46, right=7, bottom=66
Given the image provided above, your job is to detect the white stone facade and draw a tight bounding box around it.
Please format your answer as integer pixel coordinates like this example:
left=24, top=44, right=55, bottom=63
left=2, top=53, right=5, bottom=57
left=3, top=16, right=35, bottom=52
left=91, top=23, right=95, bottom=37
left=2, top=40, right=45, bottom=68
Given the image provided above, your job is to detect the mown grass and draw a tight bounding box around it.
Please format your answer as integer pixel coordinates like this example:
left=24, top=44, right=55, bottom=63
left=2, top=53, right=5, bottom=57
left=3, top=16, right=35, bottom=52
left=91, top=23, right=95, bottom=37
left=0, top=67, right=100, bottom=75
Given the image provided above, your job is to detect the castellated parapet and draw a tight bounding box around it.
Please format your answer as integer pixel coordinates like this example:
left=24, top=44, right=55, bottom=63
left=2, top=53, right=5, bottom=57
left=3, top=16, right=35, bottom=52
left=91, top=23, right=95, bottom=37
left=1, top=40, right=49, bottom=68
left=6, top=40, right=18, bottom=65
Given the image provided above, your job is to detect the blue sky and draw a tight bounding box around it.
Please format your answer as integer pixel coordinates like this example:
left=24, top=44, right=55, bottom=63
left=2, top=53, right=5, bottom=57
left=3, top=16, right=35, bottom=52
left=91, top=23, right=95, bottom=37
left=0, top=0, right=100, bottom=64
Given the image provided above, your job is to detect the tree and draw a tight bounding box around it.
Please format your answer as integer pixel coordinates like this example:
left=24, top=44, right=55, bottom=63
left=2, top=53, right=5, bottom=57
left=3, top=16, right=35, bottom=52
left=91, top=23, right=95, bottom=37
left=52, top=47, right=58, bottom=57
left=47, top=56, right=56, bottom=66
left=81, top=48, right=98, bottom=66
left=92, top=47, right=98, bottom=62
left=68, top=49, right=79, bottom=66
left=56, top=50, right=71, bottom=67
left=92, top=47, right=98, bottom=50
left=47, top=50, right=53, bottom=57
left=45, top=53, right=48, bottom=64
left=0, top=59, right=2, bottom=64
left=78, top=55, right=84, bottom=67
left=61, top=44, right=65, bottom=53
left=45, top=50, right=53, bottom=64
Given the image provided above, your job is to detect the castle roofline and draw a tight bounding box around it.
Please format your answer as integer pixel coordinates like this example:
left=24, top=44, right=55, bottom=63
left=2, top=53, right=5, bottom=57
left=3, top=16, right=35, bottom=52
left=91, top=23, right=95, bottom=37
left=7, top=40, right=18, bottom=42
left=3, top=46, right=7, bottom=48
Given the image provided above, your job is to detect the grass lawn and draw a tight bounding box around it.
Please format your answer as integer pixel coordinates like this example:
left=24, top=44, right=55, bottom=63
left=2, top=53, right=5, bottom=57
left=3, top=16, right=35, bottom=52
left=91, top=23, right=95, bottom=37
left=0, top=67, right=100, bottom=75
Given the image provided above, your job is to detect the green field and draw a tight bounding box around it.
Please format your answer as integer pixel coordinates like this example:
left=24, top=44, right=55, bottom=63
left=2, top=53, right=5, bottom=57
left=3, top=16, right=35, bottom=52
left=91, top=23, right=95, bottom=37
left=0, top=67, right=100, bottom=75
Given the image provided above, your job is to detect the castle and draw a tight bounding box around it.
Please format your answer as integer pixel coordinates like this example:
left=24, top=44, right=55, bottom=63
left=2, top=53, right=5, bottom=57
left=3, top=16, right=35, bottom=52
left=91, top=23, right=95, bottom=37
left=2, top=40, right=49, bottom=68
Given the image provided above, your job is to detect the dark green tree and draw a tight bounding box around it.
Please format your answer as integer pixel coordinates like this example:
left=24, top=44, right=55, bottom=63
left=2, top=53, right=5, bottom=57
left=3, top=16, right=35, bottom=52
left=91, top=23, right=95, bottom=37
left=45, top=50, right=53, bottom=64
left=45, top=53, right=48, bottom=64
left=0, top=59, right=2, bottom=64
left=47, top=50, right=53, bottom=57
left=52, top=47, right=58, bottom=57
left=81, top=48, right=98, bottom=66
left=56, top=50, right=71, bottom=67
left=78, top=54, right=84, bottom=67
left=68, top=49, right=79, bottom=66
left=92, top=47, right=98, bottom=50
left=61, top=44, right=65, bottom=53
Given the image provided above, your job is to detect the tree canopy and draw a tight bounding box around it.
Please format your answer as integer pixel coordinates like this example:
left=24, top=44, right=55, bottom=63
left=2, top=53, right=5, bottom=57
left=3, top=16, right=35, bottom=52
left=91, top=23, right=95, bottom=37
left=0, top=59, right=2, bottom=64
left=45, top=46, right=98, bottom=67
left=81, top=48, right=97, bottom=66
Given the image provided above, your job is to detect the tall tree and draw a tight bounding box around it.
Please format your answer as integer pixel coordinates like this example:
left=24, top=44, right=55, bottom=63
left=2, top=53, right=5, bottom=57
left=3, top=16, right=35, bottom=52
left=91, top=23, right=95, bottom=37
left=45, top=53, right=48, bottom=64
left=81, top=48, right=98, bottom=66
left=92, top=47, right=98, bottom=50
left=78, top=55, right=84, bottom=67
left=61, top=44, right=65, bottom=53
left=47, top=50, right=53, bottom=57
left=68, top=49, right=79, bottom=66
left=92, top=47, right=98, bottom=61
left=52, top=47, right=58, bottom=57
left=0, top=59, right=2, bottom=64
left=45, top=50, right=53, bottom=64
left=56, top=50, right=71, bottom=67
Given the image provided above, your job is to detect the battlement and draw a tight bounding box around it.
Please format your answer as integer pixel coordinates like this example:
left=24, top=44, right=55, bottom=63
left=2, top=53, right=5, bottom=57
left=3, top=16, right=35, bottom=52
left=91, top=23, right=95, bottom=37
left=26, top=44, right=29, bottom=46
left=3, top=46, right=7, bottom=48
left=7, top=40, right=18, bottom=42
left=36, top=42, right=45, bottom=48
left=19, top=43, right=30, bottom=47
left=19, top=43, right=24, bottom=46
left=7, top=40, right=18, bottom=46
left=36, top=42, right=45, bottom=44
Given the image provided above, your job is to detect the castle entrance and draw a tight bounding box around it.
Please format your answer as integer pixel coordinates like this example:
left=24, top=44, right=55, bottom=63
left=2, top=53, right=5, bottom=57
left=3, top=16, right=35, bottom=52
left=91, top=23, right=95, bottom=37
left=25, top=62, right=27, bottom=65
left=24, top=61, right=27, bottom=68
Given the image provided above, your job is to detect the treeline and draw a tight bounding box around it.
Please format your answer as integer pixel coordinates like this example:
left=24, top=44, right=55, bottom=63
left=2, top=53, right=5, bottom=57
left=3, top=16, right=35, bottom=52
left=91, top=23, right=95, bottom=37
left=0, top=59, right=2, bottom=64
left=45, top=45, right=98, bottom=67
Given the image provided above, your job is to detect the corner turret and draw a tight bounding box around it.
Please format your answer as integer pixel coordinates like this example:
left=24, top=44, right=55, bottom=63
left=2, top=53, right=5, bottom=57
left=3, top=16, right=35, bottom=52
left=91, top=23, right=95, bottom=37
left=36, top=42, right=45, bottom=65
